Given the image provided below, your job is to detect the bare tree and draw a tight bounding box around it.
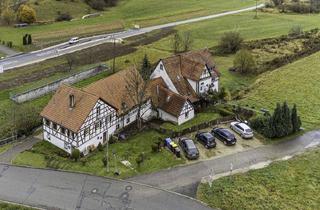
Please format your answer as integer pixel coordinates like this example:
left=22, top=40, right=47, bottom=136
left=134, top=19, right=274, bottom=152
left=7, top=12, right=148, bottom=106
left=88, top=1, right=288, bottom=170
left=182, top=32, right=193, bottom=52
left=65, top=54, right=76, bottom=71
left=124, top=66, right=149, bottom=130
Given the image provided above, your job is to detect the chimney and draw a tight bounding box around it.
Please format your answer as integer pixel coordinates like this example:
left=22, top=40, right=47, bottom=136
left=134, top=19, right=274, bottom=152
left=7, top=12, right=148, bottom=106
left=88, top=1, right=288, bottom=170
left=69, top=94, right=75, bottom=109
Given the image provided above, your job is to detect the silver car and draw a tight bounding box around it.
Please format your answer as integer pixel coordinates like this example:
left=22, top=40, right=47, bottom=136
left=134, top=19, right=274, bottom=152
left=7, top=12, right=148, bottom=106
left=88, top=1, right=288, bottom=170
left=230, top=122, right=254, bottom=139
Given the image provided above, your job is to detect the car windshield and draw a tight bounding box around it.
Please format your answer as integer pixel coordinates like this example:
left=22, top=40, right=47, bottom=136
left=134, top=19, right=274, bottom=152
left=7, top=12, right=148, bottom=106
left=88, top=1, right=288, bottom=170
left=203, top=133, right=213, bottom=141
left=245, top=129, right=252, bottom=133
left=185, top=140, right=196, bottom=149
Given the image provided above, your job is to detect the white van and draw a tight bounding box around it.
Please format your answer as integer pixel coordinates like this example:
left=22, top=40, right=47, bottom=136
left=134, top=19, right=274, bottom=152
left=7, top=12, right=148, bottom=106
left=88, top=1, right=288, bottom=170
left=69, top=37, right=79, bottom=44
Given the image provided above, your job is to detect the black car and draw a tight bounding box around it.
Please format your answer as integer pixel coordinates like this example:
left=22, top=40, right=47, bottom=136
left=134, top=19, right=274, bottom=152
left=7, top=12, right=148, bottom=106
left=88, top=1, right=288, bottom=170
left=211, top=128, right=237, bottom=146
left=179, top=137, right=199, bottom=160
left=195, top=132, right=216, bottom=149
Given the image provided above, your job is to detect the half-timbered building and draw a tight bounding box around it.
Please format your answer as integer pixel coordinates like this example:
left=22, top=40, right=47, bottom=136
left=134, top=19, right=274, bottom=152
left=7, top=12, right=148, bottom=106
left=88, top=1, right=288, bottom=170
left=150, top=48, right=219, bottom=102
left=40, top=49, right=218, bottom=154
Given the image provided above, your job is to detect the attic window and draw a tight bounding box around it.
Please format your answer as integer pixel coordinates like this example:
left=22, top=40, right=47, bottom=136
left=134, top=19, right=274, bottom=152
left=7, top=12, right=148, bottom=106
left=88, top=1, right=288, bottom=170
left=160, top=64, right=164, bottom=70
left=121, top=102, right=127, bottom=110
left=69, top=94, right=75, bottom=109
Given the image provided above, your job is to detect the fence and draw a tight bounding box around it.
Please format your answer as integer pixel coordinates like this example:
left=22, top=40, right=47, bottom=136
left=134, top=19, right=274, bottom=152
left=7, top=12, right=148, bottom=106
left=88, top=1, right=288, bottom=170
left=10, top=65, right=107, bottom=103
left=153, top=115, right=236, bottom=138
left=0, top=135, right=17, bottom=146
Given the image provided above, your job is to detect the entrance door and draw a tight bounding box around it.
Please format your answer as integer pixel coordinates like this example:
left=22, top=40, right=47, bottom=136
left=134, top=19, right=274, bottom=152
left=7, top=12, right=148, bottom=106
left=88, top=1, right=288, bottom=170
left=103, top=132, right=108, bottom=143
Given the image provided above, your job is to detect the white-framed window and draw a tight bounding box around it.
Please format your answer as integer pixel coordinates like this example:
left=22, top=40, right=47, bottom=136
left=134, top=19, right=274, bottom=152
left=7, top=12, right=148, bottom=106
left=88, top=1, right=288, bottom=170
left=126, top=117, right=130, bottom=124
left=95, top=121, right=101, bottom=131
left=52, top=123, right=57, bottom=130
left=96, top=106, right=101, bottom=118
left=185, top=111, right=189, bottom=119
left=160, top=64, right=164, bottom=70
left=61, top=126, right=66, bottom=134
left=45, top=119, right=50, bottom=126
left=84, top=127, right=90, bottom=137
left=116, top=124, right=120, bottom=129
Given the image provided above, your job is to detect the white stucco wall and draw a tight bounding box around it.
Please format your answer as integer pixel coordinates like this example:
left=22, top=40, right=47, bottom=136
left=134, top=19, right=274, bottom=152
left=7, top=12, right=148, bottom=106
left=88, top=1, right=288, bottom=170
left=178, top=108, right=195, bottom=125
left=187, top=79, right=197, bottom=93
left=150, top=61, right=179, bottom=94
left=158, top=109, right=178, bottom=124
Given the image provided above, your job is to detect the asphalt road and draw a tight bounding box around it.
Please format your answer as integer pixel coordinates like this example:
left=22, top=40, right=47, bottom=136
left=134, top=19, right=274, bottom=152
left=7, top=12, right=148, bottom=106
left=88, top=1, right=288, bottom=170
left=129, top=130, right=320, bottom=197
left=0, top=165, right=212, bottom=210
left=0, top=4, right=264, bottom=73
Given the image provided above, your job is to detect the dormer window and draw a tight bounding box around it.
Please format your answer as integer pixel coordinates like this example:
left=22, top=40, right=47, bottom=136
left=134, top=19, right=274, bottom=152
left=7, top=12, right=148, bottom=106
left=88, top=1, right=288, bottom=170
left=69, top=94, right=75, bottom=109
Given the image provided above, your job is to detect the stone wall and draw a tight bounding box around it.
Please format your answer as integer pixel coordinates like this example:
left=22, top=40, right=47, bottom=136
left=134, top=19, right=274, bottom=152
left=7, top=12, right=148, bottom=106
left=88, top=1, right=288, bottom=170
left=10, top=66, right=107, bottom=103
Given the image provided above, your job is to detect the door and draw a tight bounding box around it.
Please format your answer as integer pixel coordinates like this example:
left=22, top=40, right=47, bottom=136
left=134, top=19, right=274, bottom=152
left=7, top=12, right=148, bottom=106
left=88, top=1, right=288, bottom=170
left=103, top=132, right=108, bottom=143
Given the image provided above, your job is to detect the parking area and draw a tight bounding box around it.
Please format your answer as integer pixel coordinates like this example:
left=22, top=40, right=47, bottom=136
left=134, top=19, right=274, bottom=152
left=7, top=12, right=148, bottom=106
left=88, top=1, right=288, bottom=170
left=170, top=122, right=264, bottom=162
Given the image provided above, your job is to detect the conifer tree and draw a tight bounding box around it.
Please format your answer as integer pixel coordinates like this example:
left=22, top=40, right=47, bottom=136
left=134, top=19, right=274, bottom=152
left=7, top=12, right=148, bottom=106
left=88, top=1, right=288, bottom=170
left=291, top=104, right=301, bottom=132
left=141, top=54, right=151, bottom=81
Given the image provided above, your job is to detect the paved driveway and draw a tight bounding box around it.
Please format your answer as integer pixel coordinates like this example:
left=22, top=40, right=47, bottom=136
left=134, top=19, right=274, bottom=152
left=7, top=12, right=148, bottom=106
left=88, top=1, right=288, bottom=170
left=129, top=130, right=320, bottom=197
left=0, top=165, right=212, bottom=210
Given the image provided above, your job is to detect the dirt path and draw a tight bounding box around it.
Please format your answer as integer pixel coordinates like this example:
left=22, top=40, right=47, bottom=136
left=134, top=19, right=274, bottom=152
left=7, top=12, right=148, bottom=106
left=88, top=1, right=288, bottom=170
left=0, top=134, right=42, bottom=164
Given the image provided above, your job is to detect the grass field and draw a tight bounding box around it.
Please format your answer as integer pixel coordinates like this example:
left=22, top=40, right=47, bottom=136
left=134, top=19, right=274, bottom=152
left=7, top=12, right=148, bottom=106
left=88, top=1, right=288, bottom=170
left=13, top=130, right=185, bottom=179
left=239, top=51, right=320, bottom=130
left=0, top=0, right=257, bottom=50
left=0, top=202, right=35, bottom=210
left=197, top=148, right=320, bottom=210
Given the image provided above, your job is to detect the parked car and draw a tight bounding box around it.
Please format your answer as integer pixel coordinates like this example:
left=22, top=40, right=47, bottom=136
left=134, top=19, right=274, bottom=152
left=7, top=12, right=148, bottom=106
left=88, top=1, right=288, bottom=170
left=69, top=37, right=79, bottom=44
left=211, top=128, right=237, bottom=146
left=230, top=121, right=254, bottom=139
left=195, top=132, right=216, bottom=149
left=164, top=138, right=181, bottom=158
left=179, top=137, right=199, bottom=160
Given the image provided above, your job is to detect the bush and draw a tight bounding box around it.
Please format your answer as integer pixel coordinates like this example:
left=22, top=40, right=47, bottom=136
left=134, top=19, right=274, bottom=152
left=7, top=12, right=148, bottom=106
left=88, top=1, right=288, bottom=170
left=233, top=49, right=256, bottom=74
left=17, top=5, right=36, bottom=24
left=71, top=148, right=80, bottom=162
left=289, top=25, right=304, bottom=37
left=136, top=152, right=145, bottom=167
left=97, top=142, right=104, bottom=151
left=218, top=31, right=243, bottom=54
left=55, top=13, right=72, bottom=22
left=86, top=0, right=106, bottom=10
left=81, top=158, right=87, bottom=166
left=102, top=155, right=108, bottom=167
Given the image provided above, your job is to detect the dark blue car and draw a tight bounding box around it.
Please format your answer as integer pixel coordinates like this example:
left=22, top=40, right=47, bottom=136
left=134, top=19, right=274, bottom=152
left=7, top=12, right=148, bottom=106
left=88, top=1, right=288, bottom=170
left=195, top=132, right=216, bottom=149
left=211, top=128, right=237, bottom=146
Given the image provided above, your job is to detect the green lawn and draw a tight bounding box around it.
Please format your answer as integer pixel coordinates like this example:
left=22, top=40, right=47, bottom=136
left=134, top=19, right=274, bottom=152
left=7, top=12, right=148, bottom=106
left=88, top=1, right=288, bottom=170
left=13, top=130, right=185, bottom=179
left=0, top=0, right=257, bottom=50
left=197, top=148, right=320, bottom=210
left=0, top=143, right=14, bottom=155
left=239, top=51, right=320, bottom=130
left=161, top=112, right=221, bottom=132
left=0, top=202, right=35, bottom=210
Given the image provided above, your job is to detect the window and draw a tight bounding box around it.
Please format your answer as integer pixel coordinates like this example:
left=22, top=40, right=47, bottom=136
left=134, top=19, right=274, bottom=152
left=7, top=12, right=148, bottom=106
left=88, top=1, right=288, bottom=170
left=84, top=127, right=90, bottom=137
left=45, top=119, right=50, bottom=126
left=185, top=111, right=189, bottom=119
left=126, top=117, right=130, bottom=124
left=116, top=124, right=120, bottom=129
left=95, top=121, right=101, bottom=131
left=160, top=64, right=164, bottom=70
left=61, top=127, right=66, bottom=134
left=96, top=106, right=101, bottom=118
left=105, top=115, right=112, bottom=125
left=52, top=123, right=57, bottom=130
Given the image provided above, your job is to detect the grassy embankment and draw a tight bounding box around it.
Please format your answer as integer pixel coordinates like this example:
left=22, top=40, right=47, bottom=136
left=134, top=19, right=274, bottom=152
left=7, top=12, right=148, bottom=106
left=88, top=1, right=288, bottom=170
left=0, top=202, right=35, bottom=210
left=197, top=148, right=320, bottom=210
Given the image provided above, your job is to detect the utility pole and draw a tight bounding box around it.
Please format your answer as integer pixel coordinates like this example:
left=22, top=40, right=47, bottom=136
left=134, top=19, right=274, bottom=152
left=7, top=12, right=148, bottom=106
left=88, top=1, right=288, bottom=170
left=112, top=35, right=116, bottom=73
left=255, top=0, right=258, bottom=19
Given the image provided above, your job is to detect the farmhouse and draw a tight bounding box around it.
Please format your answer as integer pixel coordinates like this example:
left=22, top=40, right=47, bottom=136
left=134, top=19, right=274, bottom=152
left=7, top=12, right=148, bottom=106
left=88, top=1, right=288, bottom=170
left=150, top=48, right=219, bottom=103
left=40, top=49, right=219, bottom=154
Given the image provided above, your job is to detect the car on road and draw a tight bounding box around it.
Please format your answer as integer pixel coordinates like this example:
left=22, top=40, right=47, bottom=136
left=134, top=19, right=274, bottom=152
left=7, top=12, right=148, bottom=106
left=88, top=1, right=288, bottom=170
left=211, top=128, right=237, bottom=146
left=179, top=137, right=199, bottom=160
left=230, top=121, right=254, bottom=139
left=195, top=132, right=216, bottom=149
left=69, top=37, right=79, bottom=44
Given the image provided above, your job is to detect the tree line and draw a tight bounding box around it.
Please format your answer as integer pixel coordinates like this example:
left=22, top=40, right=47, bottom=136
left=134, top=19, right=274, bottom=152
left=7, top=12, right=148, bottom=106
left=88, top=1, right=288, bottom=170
left=251, top=102, right=302, bottom=138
